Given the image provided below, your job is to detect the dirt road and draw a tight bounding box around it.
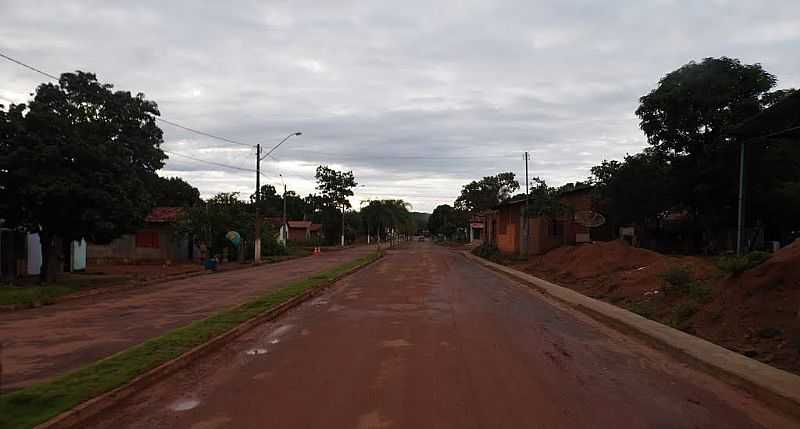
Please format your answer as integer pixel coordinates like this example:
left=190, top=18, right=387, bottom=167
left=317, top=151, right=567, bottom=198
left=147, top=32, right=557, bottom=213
left=87, top=243, right=793, bottom=428
left=0, top=246, right=376, bottom=390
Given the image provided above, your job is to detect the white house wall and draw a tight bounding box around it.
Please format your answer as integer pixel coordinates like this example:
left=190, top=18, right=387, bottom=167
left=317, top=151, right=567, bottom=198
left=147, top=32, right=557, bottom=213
left=26, top=233, right=42, bottom=275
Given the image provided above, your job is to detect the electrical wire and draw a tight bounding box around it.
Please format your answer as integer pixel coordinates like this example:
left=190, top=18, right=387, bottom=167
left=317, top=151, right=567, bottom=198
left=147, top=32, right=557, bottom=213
left=0, top=51, right=255, bottom=148
left=163, top=150, right=256, bottom=173
left=282, top=149, right=518, bottom=160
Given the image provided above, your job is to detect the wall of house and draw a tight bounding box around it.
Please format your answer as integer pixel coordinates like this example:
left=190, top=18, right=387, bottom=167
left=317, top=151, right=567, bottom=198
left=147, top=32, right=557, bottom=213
left=560, top=190, right=595, bottom=244
left=87, top=225, right=183, bottom=264
left=494, top=205, right=521, bottom=254
left=288, top=228, right=308, bottom=242
left=529, top=217, right=565, bottom=255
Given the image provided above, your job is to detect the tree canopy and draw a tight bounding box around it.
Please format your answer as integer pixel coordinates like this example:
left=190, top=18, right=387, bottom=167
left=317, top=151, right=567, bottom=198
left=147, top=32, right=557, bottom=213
left=454, top=172, right=519, bottom=213
left=150, top=176, right=202, bottom=207
left=361, top=199, right=415, bottom=240
left=0, top=71, right=165, bottom=280
left=428, top=204, right=467, bottom=239
left=594, top=56, right=799, bottom=250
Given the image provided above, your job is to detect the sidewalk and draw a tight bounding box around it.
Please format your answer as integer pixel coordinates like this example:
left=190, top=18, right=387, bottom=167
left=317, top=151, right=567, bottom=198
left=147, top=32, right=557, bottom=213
left=0, top=245, right=376, bottom=391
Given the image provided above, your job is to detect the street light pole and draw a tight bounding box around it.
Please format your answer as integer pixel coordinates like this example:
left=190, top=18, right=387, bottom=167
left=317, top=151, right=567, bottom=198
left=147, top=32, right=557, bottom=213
left=523, top=151, right=530, bottom=257
left=254, top=132, right=302, bottom=263
left=254, top=144, right=262, bottom=263
left=280, top=174, right=287, bottom=246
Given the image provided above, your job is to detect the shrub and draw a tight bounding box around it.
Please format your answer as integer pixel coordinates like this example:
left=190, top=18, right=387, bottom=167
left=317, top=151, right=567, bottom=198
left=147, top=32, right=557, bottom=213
left=659, top=266, right=692, bottom=288
left=717, top=251, right=771, bottom=275
left=626, top=301, right=657, bottom=319
left=472, top=243, right=503, bottom=263
left=685, top=282, right=712, bottom=301
left=670, top=301, right=700, bottom=330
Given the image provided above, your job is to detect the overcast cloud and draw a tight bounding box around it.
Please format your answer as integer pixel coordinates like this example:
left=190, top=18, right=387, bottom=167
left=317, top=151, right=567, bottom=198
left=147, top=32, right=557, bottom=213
left=2, top=1, right=799, bottom=212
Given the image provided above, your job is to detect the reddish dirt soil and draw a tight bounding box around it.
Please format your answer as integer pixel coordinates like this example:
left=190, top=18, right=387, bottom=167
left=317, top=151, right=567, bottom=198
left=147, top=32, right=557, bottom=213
left=694, top=241, right=800, bottom=373
left=514, top=240, right=717, bottom=299
left=0, top=245, right=376, bottom=391
left=85, top=262, right=204, bottom=280
left=508, top=240, right=800, bottom=376
left=85, top=243, right=793, bottom=428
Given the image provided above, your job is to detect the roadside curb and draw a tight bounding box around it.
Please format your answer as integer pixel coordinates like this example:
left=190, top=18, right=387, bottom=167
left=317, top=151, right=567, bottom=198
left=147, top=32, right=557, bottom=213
left=462, top=250, right=800, bottom=421
left=34, top=251, right=383, bottom=429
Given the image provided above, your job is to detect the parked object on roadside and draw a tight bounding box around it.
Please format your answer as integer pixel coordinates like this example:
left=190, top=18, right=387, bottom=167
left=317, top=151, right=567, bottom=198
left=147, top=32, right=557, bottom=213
left=204, top=257, right=218, bottom=271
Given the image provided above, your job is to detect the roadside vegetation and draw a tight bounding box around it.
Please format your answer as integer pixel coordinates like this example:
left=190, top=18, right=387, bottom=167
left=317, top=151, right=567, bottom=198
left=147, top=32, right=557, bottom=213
left=0, top=276, right=124, bottom=308
left=0, top=252, right=381, bottom=429
left=716, top=251, right=771, bottom=275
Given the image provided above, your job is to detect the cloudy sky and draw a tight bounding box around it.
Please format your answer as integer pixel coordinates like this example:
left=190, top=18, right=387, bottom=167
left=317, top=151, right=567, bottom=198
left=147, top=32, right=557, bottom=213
left=2, top=1, right=799, bottom=212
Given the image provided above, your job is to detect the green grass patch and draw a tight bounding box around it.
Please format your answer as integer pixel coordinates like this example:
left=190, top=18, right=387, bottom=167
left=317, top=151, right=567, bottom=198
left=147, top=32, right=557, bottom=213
left=0, top=276, right=125, bottom=308
left=716, top=251, right=771, bottom=275
left=0, top=252, right=380, bottom=429
left=471, top=243, right=504, bottom=264
left=668, top=301, right=700, bottom=331
left=658, top=266, right=692, bottom=288
left=626, top=301, right=656, bottom=319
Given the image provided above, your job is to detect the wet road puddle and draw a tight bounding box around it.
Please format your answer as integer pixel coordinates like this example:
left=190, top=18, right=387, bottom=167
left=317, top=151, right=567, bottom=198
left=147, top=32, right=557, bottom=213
left=268, top=324, right=293, bottom=338
left=269, top=339, right=280, bottom=344
left=381, top=339, right=413, bottom=348
left=245, top=348, right=269, bottom=355
left=169, top=398, right=200, bottom=411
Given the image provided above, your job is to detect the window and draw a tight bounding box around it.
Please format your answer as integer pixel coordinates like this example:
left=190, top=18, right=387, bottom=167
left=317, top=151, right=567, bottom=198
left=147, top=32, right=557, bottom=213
left=135, top=231, right=160, bottom=248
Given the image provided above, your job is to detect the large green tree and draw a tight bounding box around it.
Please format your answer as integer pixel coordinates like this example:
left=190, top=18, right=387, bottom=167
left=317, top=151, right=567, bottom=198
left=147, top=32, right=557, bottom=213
left=361, top=199, right=415, bottom=240
left=428, top=204, right=467, bottom=239
left=455, top=172, right=519, bottom=213
left=0, top=72, right=165, bottom=281
left=150, top=176, right=202, bottom=207
left=595, top=57, right=798, bottom=249
left=312, top=166, right=357, bottom=245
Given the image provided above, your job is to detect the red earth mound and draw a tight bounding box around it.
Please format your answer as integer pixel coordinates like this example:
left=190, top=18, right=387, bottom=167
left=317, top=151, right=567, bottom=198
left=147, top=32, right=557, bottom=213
left=519, top=240, right=717, bottom=300
left=694, top=241, right=800, bottom=372
left=511, top=239, right=800, bottom=375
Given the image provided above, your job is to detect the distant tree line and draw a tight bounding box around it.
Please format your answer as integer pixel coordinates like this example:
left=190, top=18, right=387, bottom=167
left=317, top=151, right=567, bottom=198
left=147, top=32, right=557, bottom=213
left=0, top=71, right=418, bottom=283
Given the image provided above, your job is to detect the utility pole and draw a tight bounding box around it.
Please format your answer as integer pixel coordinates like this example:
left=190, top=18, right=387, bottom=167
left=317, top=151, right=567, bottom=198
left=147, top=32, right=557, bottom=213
left=341, top=204, right=346, bottom=247
left=254, top=132, right=302, bottom=261
left=523, top=151, right=530, bottom=257
left=282, top=181, right=287, bottom=245
left=736, top=141, right=746, bottom=256
left=254, top=144, right=262, bottom=263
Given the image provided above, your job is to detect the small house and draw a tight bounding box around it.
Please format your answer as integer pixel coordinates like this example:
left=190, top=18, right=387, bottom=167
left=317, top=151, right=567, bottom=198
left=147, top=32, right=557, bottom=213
left=86, top=207, right=194, bottom=265
left=484, top=186, right=610, bottom=256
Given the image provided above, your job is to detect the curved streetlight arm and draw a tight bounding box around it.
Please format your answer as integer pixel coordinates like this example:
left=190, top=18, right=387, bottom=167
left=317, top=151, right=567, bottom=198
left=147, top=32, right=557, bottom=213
left=260, top=131, right=302, bottom=161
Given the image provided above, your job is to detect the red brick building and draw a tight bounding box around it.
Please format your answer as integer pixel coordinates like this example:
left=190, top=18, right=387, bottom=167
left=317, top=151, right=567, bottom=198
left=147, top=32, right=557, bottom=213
left=484, top=186, right=609, bottom=256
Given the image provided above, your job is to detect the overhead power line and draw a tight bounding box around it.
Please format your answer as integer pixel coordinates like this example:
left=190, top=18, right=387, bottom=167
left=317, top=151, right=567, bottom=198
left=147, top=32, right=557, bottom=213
left=0, top=51, right=255, bottom=148
left=163, top=150, right=256, bottom=173
left=0, top=52, right=59, bottom=80
left=281, top=149, right=519, bottom=161
left=153, top=117, right=253, bottom=147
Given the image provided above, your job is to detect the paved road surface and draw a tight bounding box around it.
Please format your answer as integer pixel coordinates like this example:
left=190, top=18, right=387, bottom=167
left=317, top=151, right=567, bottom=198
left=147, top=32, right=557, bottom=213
left=0, top=246, right=376, bottom=390
left=88, top=243, right=793, bottom=428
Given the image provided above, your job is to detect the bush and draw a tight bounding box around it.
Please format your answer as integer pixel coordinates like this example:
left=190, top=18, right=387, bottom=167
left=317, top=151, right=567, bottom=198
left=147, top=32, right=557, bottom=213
left=659, top=266, right=692, bottom=288
left=626, top=301, right=655, bottom=319
left=672, top=301, right=700, bottom=328
left=717, top=251, right=771, bottom=275
left=472, top=243, right=503, bottom=263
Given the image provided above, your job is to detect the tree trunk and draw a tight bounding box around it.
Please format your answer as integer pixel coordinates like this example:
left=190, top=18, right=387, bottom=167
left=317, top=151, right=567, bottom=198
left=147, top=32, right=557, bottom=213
left=39, top=232, right=62, bottom=283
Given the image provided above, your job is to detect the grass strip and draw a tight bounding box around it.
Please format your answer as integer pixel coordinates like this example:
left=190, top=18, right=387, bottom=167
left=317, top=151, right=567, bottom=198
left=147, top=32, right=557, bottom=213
left=0, top=276, right=126, bottom=308
left=0, top=252, right=380, bottom=429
